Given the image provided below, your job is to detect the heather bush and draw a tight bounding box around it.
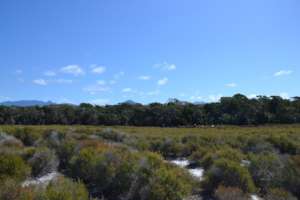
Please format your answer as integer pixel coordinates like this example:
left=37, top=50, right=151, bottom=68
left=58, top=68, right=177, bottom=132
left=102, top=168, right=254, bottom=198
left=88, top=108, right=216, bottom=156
left=28, top=148, right=59, bottom=177
left=202, top=159, right=255, bottom=194
left=0, top=154, right=31, bottom=181
left=214, top=185, right=249, bottom=200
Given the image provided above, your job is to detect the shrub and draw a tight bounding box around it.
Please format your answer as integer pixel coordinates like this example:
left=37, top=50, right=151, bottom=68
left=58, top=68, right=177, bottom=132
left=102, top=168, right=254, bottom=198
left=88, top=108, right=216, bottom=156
left=45, top=177, right=89, bottom=200
left=68, top=146, right=193, bottom=200
left=56, top=140, right=77, bottom=170
left=28, top=148, right=59, bottom=177
left=0, top=154, right=31, bottom=181
left=13, top=128, right=40, bottom=146
left=248, top=153, right=284, bottom=193
left=0, top=132, right=23, bottom=147
left=202, top=159, right=255, bottom=194
left=97, top=128, right=128, bottom=142
left=264, top=188, right=297, bottom=200
left=214, top=185, right=249, bottom=200
left=0, top=178, right=21, bottom=200
left=283, top=155, right=300, bottom=198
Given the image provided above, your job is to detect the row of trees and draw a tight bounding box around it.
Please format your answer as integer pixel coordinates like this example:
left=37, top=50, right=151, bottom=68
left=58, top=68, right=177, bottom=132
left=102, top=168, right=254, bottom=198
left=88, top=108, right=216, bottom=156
left=1, top=94, right=300, bottom=126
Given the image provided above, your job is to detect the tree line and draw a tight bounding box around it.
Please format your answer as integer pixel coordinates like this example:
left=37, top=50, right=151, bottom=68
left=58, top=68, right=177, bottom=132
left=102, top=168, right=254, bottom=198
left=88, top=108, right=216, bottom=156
left=1, top=94, right=300, bottom=126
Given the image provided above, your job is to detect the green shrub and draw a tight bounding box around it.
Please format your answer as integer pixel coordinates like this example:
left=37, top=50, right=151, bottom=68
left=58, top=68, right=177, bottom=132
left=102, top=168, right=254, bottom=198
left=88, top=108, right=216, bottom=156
left=0, top=178, right=21, bottom=200
left=13, top=128, right=40, bottom=146
left=202, top=159, right=255, bottom=194
left=28, top=148, right=58, bottom=177
left=264, top=188, right=297, bottom=200
left=56, top=140, right=77, bottom=170
left=0, top=154, right=31, bottom=181
left=214, top=185, right=249, bottom=200
left=249, top=153, right=284, bottom=193
left=45, top=177, right=89, bottom=200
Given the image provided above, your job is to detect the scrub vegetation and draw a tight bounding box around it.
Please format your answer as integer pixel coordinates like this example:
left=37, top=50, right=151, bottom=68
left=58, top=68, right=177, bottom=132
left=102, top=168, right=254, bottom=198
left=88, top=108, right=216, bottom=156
left=0, top=125, right=300, bottom=199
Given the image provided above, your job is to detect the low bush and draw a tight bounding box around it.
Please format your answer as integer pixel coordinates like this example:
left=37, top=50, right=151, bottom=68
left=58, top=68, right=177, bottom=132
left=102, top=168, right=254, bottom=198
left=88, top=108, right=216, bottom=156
left=214, top=185, right=249, bottom=200
left=264, top=188, right=297, bottom=200
left=28, top=148, right=59, bottom=177
left=45, top=177, right=89, bottom=200
left=248, top=153, right=284, bottom=193
left=0, top=153, right=31, bottom=181
left=13, top=128, right=40, bottom=146
left=202, top=159, right=255, bottom=195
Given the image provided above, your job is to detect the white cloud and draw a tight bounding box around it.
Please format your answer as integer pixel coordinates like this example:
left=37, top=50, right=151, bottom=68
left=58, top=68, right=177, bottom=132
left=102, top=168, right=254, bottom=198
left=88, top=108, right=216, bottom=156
left=97, top=80, right=106, bottom=85
left=54, top=79, right=73, bottom=84
left=61, top=65, right=85, bottom=76
left=109, top=80, right=116, bottom=85
left=280, top=92, right=289, bottom=99
left=138, top=75, right=151, bottom=80
left=44, top=71, right=56, bottom=77
left=88, top=99, right=110, bottom=106
left=91, top=65, right=106, bottom=74
left=154, top=62, right=176, bottom=71
left=114, top=71, right=125, bottom=79
left=208, top=94, right=223, bottom=102
left=15, top=69, right=23, bottom=74
left=33, top=79, right=47, bottom=86
left=122, top=88, right=133, bottom=93
left=247, top=94, right=258, bottom=99
left=190, top=96, right=203, bottom=100
left=147, top=90, right=160, bottom=96
left=274, top=70, right=292, bottom=77
left=0, top=96, right=10, bottom=101
left=225, top=83, right=237, bottom=88
left=83, top=85, right=110, bottom=95
left=157, top=77, right=168, bottom=86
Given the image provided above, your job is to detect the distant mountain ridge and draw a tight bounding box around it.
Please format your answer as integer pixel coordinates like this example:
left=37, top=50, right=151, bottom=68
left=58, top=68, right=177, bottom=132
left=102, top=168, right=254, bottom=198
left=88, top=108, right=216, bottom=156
left=0, top=100, right=55, bottom=107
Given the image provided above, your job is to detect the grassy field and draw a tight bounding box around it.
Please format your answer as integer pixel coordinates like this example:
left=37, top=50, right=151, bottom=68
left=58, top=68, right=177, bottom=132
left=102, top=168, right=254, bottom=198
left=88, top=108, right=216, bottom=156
left=1, top=124, right=300, bottom=137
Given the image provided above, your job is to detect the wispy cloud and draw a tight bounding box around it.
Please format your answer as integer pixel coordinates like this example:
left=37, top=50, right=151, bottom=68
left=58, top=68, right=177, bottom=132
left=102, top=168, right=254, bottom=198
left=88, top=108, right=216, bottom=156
left=15, top=69, right=23, bottom=74
left=225, top=83, right=237, bottom=88
left=147, top=90, right=160, bottom=96
left=97, top=80, right=106, bottom=85
left=274, top=70, right=292, bottom=77
left=44, top=71, right=56, bottom=77
left=88, top=99, right=110, bottom=106
left=154, top=62, right=176, bottom=71
left=53, top=79, right=73, bottom=84
left=83, top=84, right=110, bottom=95
left=122, top=88, right=133, bottom=93
left=157, top=77, right=168, bottom=86
left=61, top=65, right=85, bottom=76
left=114, top=71, right=125, bottom=79
left=280, top=92, right=289, bottom=99
left=208, top=94, right=223, bottom=102
left=138, top=75, right=151, bottom=80
left=91, top=65, right=106, bottom=74
left=33, top=79, right=47, bottom=86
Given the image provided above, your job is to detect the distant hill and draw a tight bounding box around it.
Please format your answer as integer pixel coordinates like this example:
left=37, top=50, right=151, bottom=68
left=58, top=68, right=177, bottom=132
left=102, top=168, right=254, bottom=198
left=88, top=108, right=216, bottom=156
left=120, top=100, right=140, bottom=105
left=0, top=100, right=55, bottom=107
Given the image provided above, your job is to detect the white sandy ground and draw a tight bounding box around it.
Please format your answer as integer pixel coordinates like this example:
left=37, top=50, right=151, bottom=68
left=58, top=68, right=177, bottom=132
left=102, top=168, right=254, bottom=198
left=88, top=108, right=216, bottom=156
left=170, top=159, right=204, bottom=180
left=22, top=172, right=60, bottom=187
left=170, top=159, right=263, bottom=200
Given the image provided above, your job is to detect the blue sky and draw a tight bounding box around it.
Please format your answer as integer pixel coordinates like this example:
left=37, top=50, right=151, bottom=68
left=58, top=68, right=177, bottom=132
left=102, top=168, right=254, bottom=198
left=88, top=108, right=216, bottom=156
left=0, top=0, right=299, bottom=105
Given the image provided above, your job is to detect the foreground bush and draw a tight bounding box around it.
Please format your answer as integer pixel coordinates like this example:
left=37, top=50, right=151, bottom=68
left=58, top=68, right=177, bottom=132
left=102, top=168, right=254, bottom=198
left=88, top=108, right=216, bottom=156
left=202, top=159, right=255, bottom=195
left=214, top=185, right=249, bottom=200
left=68, top=145, right=193, bottom=200
left=45, top=177, right=89, bottom=200
left=248, top=153, right=284, bottom=193
left=28, top=148, right=59, bottom=177
left=0, top=154, right=31, bottom=181
left=264, top=188, right=297, bottom=200
left=0, top=177, right=89, bottom=200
